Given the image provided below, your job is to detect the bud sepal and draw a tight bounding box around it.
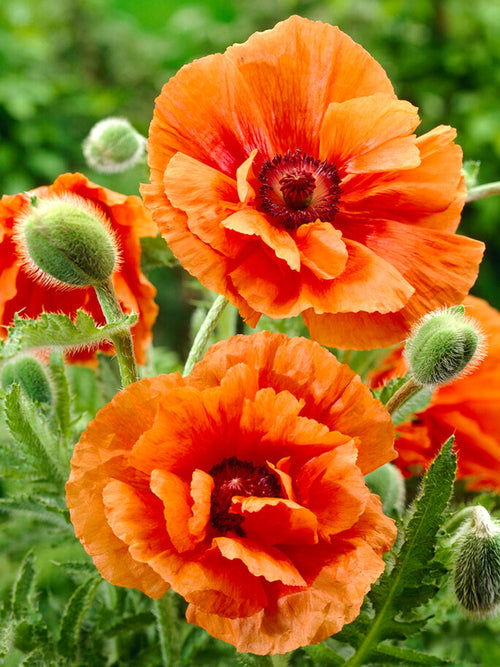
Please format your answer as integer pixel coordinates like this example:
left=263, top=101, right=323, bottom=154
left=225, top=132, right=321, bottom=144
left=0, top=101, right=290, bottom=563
left=83, top=117, right=146, bottom=173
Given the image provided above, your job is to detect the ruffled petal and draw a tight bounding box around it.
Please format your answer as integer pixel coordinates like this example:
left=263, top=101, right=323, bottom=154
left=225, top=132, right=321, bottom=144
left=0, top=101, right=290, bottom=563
left=295, top=444, right=370, bottom=540
left=232, top=496, right=318, bottom=545
left=214, top=536, right=306, bottom=585
left=320, top=94, right=420, bottom=174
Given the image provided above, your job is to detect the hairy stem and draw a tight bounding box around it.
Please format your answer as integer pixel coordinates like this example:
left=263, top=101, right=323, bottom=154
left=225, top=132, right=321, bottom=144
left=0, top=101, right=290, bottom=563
left=385, top=376, right=423, bottom=415
left=95, top=278, right=139, bottom=387
left=466, top=181, right=500, bottom=203
left=183, top=294, right=229, bottom=376
left=154, top=593, right=181, bottom=667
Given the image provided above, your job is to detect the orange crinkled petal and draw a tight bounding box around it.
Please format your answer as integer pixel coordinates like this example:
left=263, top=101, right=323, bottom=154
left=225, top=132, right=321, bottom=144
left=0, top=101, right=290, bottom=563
left=142, top=16, right=481, bottom=349
left=67, top=333, right=396, bottom=654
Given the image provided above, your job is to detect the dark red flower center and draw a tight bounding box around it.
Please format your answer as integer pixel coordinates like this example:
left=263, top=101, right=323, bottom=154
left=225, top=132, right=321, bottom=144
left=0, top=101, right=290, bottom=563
left=257, top=148, right=342, bottom=230
left=209, top=456, right=284, bottom=536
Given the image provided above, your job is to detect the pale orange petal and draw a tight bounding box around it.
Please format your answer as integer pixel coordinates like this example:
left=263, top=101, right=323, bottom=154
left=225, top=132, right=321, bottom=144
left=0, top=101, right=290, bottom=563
left=295, top=222, right=347, bottom=279
left=320, top=94, right=420, bottom=174
left=214, top=536, right=306, bottom=585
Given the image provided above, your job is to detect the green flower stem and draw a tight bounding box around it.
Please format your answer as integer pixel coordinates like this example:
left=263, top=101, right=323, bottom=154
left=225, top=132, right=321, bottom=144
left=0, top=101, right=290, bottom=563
left=154, top=592, right=181, bottom=667
left=94, top=278, right=139, bottom=387
left=270, top=655, right=289, bottom=667
left=385, top=376, right=422, bottom=416
left=183, top=294, right=229, bottom=376
left=466, top=181, right=500, bottom=203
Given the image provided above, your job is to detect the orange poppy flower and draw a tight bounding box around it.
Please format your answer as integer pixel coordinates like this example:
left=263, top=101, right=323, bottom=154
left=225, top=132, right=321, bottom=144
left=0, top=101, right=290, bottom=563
left=141, top=15, right=484, bottom=350
left=0, top=172, right=158, bottom=364
left=370, top=296, right=500, bottom=492
left=66, top=332, right=397, bottom=654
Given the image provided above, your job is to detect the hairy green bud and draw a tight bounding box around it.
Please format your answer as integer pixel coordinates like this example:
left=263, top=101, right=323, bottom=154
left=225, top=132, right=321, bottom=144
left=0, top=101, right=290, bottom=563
left=18, top=194, right=118, bottom=288
left=83, top=117, right=146, bottom=173
left=365, top=463, right=406, bottom=518
left=1, top=356, right=52, bottom=405
left=405, top=305, right=484, bottom=387
left=454, top=506, right=500, bottom=615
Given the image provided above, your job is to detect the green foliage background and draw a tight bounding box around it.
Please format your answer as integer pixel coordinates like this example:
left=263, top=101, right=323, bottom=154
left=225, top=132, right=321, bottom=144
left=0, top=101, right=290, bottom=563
left=1, top=0, right=500, bottom=339
left=1, top=3, right=500, bottom=663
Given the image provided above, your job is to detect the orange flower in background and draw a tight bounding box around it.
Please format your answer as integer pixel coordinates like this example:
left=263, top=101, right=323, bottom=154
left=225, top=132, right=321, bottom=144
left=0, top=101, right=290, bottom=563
left=0, top=172, right=158, bottom=364
left=371, top=296, right=500, bottom=493
left=67, top=332, right=396, bottom=654
left=141, top=15, right=484, bottom=350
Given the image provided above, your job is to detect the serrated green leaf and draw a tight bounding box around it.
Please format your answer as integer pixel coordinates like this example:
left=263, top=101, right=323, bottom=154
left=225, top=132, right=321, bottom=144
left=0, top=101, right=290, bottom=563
left=342, top=438, right=457, bottom=666
left=14, top=619, right=51, bottom=656
left=0, top=495, right=71, bottom=528
left=4, top=384, right=68, bottom=486
left=105, top=611, right=156, bottom=637
left=303, top=643, right=346, bottom=665
left=48, top=351, right=71, bottom=442
left=0, top=616, right=15, bottom=657
left=12, top=551, right=36, bottom=619
left=0, top=310, right=137, bottom=360
left=57, top=575, right=101, bottom=660
left=54, top=560, right=97, bottom=575
left=372, top=643, right=448, bottom=665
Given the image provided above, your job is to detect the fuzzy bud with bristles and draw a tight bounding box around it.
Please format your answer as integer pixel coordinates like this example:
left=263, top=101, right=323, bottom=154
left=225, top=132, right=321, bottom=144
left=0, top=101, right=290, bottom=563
left=16, top=194, right=118, bottom=288
left=1, top=356, right=52, bottom=406
left=405, top=305, right=484, bottom=387
left=454, top=506, right=500, bottom=615
left=83, top=117, right=146, bottom=173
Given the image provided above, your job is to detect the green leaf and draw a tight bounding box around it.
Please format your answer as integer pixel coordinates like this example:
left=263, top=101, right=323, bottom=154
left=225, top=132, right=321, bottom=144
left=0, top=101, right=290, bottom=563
left=48, top=351, right=71, bottom=442
left=462, top=160, right=481, bottom=189
left=0, top=615, right=15, bottom=658
left=0, top=495, right=71, bottom=528
left=0, top=310, right=137, bottom=360
left=140, top=233, right=177, bottom=268
left=372, top=377, right=408, bottom=405
left=4, top=384, right=68, bottom=486
left=12, top=551, right=36, bottom=619
left=105, top=611, right=156, bottom=637
left=303, top=643, right=346, bottom=665
left=341, top=437, right=457, bottom=666
left=372, top=643, right=449, bottom=664
left=57, top=574, right=101, bottom=660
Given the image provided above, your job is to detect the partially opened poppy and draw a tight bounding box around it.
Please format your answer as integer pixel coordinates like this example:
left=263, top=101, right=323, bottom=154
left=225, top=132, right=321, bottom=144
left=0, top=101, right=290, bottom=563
left=67, top=332, right=397, bottom=654
left=141, top=15, right=484, bottom=350
left=371, top=296, right=500, bottom=493
left=0, top=173, right=158, bottom=364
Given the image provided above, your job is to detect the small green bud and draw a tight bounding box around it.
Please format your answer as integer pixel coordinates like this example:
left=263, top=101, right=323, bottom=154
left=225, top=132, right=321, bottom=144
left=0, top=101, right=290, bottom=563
left=83, top=117, right=146, bottom=173
left=18, top=194, right=118, bottom=288
left=405, top=305, right=484, bottom=387
left=1, top=356, right=52, bottom=405
left=364, top=463, right=406, bottom=518
left=454, top=506, right=500, bottom=614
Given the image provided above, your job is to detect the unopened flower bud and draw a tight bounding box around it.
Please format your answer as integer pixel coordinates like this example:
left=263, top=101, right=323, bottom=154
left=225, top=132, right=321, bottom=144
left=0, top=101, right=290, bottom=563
left=405, top=305, right=484, bottom=387
left=1, top=356, right=52, bottom=405
left=364, top=463, right=406, bottom=518
left=17, top=194, right=118, bottom=288
left=83, top=117, right=146, bottom=173
left=454, top=506, right=500, bottom=614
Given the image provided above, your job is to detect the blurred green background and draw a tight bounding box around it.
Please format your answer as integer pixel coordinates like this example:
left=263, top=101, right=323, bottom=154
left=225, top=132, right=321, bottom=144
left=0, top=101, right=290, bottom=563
left=1, top=0, right=500, bottom=353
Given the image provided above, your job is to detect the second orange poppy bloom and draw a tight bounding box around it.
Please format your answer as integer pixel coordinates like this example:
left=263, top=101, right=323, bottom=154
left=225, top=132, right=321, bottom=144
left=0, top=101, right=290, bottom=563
left=67, top=333, right=397, bottom=654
